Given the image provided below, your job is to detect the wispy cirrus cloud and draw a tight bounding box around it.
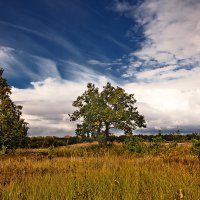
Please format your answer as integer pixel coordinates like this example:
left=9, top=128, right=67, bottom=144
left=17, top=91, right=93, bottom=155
left=0, top=19, right=82, bottom=58
left=0, top=20, right=46, bottom=39
left=87, top=59, right=122, bottom=67
left=0, top=45, right=65, bottom=89
left=109, top=0, right=133, bottom=13
left=105, top=35, right=132, bottom=52
left=0, top=46, right=37, bottom=80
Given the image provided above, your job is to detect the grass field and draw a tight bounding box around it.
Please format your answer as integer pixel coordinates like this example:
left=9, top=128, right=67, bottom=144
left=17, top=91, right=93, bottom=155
left=0, top=142, right=199, bottom=200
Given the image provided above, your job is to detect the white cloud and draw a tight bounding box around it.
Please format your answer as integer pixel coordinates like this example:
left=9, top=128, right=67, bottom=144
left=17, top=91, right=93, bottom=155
left=110, top=0, right=133, bottom=13
left=32, top=56, right=61, bottom=79
left=87, top=59, right=112, bottom=67
left=110, top=1, right=200, bottom=133
left=112, top=0, right=200, bottom=81
left=0, top=46, right=14, bottom=60
left=135, top=65, right=182, bottom=80
left=124, top=67, right=200, bottom=131
left=88, top=59, right=102, bottom=65
left=132, top=0, right=200, bottom=62
left=0, top=46, right=63, bottom=81
left=0, top=46, right=16, bottom=71
left=12, top=78, right=88, bottom=136
left=87, top=59, right=122, bottom=68
left=130, top=61, right=142, bottom=68
left=0, top=46, right=30, bottom=78
left=11, top=81, right=85, bottom=136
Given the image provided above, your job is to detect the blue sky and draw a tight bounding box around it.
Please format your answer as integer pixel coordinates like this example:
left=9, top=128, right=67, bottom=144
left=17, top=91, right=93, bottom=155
left=1, top=0, right=200, bottom=136
left=0, top=0, right=137, bottom=87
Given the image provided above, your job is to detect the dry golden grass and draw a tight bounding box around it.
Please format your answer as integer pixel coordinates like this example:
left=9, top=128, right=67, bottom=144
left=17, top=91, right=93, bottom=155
left=0, top=142, right=199, bottom=200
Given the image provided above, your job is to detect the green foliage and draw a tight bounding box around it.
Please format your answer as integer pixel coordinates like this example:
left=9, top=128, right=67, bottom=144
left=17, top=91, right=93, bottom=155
left=191, top=139, right=200, bottom=160
left=149, top=136, right=165, bottom=153
left=25, top=134, right=200, bottom=149
left=0, top=145, right=7, bottom=155
left=96, top=133, right=107, bottom=146
left=170, top=129, right=183, bottom=142
left=152, top=135, right=164, bottom=143
left=69, top=82, right=146, bottom=144
left=190, top=132, right=200, bottom=140
left=168, top=141, right=178, bottom=148
left=48, top=145, right=55, bottom=160
left=124, top=136, right=146, bottom=153
left=0, top=68, right=28, bottom=150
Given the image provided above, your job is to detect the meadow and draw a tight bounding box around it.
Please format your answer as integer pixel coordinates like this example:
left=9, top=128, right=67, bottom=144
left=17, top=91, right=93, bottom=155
left=0, top=142, right=199, bottom=200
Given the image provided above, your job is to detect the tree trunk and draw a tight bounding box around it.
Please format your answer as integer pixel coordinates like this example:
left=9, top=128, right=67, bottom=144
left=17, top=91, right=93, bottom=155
left=97, top=120, right=102, bottom=137
left=104, top=122, right=110, bottom=145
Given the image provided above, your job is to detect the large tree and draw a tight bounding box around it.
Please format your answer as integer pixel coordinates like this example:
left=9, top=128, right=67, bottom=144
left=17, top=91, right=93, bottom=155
left=0, top=68, right=28, bottom=150
left=69, top=82, right=146, bottom=144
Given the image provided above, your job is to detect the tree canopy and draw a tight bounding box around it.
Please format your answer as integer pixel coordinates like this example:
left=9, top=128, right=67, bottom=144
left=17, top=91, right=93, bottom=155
left=69, top=82, right=146, bottom=144
left=0, top=68, right=28, bottom=150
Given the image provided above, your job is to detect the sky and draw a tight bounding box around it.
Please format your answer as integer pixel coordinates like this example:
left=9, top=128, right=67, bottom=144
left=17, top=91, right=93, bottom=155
left=0, top=0, right=200, bottom=136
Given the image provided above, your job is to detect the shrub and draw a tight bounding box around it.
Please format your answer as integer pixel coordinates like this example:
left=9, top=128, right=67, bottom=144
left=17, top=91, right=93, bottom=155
left=0, top=145, right=7, bottom=155
left=124, top=136, right=146, bottom=153
left=149, top=136, right=165, bottom=153
left=191, top=139, right=200, bottom=160
left=48, top=145, right=55, bottom=160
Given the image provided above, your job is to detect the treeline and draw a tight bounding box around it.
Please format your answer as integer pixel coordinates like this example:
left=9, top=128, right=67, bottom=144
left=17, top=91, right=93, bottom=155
left=26, top=133, right=200, bottom=148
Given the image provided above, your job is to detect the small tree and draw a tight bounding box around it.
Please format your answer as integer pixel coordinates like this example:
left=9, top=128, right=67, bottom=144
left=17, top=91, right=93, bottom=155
left=69, top=82, right=146, bottom=144
left=0, top=68, right=28, bottom=150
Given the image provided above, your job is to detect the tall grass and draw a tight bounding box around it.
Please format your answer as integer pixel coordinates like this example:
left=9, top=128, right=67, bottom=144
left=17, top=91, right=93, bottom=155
left=0, top=142, right=199, bottom=200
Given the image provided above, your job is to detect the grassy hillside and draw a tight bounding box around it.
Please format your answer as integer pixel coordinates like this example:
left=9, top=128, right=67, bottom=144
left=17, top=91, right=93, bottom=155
left=0, top=142, right=199, bottom=200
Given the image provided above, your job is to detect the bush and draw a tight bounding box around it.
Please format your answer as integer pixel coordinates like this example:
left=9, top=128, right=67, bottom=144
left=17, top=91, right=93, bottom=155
left=192, top=139, right=200, bottom=160
left=0, top=145, right=7, bottom=155
left=149, top=136, right=165, bottom=153
left=124, top=136, right=146, bottom=153
left=48, top=145, right=55, bottom=160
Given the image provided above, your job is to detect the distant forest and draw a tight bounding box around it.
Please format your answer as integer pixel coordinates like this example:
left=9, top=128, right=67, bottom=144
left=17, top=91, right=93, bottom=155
left=27, top=132, right=200, bottom=148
